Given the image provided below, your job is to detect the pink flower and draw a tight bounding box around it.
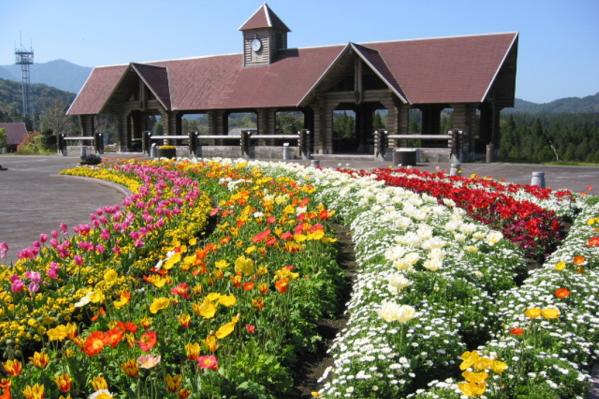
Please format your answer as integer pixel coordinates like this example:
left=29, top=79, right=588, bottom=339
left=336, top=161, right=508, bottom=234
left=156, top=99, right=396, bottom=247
left=10, top=275, right=24, bottom=293
left=197, top=355, right=218, bottom=370
left=245, top=324, right=256, bottom=334
left=24, top=271, right=41, bottom=284
left=39, top=233, right=48, bottom=244
left=47, top=262, right=59, bottom=279
left=74, top=255, right=83, bottom=266
left=60, top=223, right=68, bottom=233
left=0, top=242, right=7, bottom=259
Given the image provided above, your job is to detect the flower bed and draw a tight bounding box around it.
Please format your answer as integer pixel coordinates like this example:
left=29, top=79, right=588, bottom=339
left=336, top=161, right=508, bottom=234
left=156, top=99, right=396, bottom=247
left=0, top=160, right=343, bottom=398
left=342, top=167, right=579, bottom=259
left=0, top=159, right=597, bottom=399
left=0, top=162, right=210, bottom=353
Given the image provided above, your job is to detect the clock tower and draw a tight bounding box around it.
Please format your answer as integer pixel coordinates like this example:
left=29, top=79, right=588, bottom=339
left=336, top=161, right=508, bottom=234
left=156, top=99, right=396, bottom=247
left=239, top=4, right=290, bottom=66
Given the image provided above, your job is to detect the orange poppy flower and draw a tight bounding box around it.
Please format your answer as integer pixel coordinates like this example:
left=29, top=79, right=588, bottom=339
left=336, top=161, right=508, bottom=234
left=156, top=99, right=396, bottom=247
left=139, top=331, right=157, bottom=352
left=103, top=327, right=124, bottom=348
left=178, top=388, right=191, bottom=399
left=572, top=255, right=586, bottom=265
left=242, top=281, right=255, bottom=291
left=509, top=327, right=525, bottom=336
left=0, top=379, right=11, bottom=399
left=275, top=278, right=289, bottom=294
left=83, top=331, right=106, bottom=357
left=554, top=287, right=571, bottom=299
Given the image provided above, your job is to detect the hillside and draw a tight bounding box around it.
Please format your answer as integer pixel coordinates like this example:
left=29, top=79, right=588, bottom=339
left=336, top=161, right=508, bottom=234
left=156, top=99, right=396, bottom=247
left=510, top=92, right=599, bottom=113
left=0, top=59, right=91, bottom=94
left=0, top=78, right=75, bottom=121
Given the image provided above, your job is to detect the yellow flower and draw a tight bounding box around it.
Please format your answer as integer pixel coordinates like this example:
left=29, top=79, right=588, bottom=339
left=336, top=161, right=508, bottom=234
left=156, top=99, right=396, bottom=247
left=205, top=334, right=218, bottom=352
left=192, top=300, right=218, bottom=319
left=473, top=357, right=493, bottom=371
left=524, top=307, right=542, bottom=319
left=91, top=375, right=108, bottom=390
left=164, top=253, right=182, bottom=270
left=22, top=383, right=45, bottom=399
left=491, top=360, right=508, bottom=374
left=185, top=342, right=201, bottom=359
left=554, top=261, right=567, bottom=271
left=218, top=294, right=236, bottom=307
left=215, top=260, right=229, bottom=270
left=90, top=290, right=105, bottom=304
left=245, top=246, right=257, bottom=254
left=215, top=314, right=240, bottom=339
left=457, top=381, right=486, bottom=397
left=165, top=374, right=182, bottom=392
left=47, top=324, right=69, bottom=341
left=113, top=291, right=131, bottom=309
left=103, top=269, right=118, bottom=286
left=541, top=307, right=560, bottom=319
left=29, top=351, right=49, bottom=369
left=463, top=371, right=488, bottom=383
left=460, top=351, right=480, bottom=371
left=234, top=255, right=254, bottom=276
left=149, top=297, right=170, bottom=314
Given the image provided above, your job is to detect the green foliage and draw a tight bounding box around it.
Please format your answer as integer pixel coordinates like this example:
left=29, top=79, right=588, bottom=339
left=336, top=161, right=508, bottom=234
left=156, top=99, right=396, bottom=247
left=499, top=113, right=599, bottom=163
left=0, top=78, right=75, bottom=128
left=276, top=111, right=304, bottom=134
left=0, top=128, right=6, bottom=148
left=333, top=111, right=355, bottom=138
left=16, top=132, right=52, bottom=154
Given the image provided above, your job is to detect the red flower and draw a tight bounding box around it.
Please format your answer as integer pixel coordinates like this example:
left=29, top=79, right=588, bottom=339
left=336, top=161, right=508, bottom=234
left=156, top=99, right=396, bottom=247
left=83, top=331, right=106, bottom=356
left=252, top=229, right=271, bottom=244
left=139, top=331, right=157, bottom=352
left=554, top=287, right=571, bottom=299
left=509, top=327, right=525, bottom=336
left=197, top=355, right=218, bottom=370
left=588, top=237, right=599, bottom=247
left=103, top=327, right=124, bottom=348
left=242, top=282, right=255, bottom=291
left=117, top=321, right=138, bottom=333
left=171, top=282, right=191, bottom=300
left=245, top=324, right=256, bottom=334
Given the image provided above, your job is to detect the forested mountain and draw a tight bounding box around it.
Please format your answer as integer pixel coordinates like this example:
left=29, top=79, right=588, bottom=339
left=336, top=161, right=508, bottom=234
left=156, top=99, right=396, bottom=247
left=0, top=78, right=75, bottom=127
left=499, top=113, right=599, bottom=163
left=510, top=92, right=599, bottom=114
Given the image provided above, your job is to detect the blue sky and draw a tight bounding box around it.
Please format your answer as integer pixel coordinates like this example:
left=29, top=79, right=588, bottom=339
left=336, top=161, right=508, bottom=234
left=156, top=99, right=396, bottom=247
left=0, top=0, right=598, bottom=103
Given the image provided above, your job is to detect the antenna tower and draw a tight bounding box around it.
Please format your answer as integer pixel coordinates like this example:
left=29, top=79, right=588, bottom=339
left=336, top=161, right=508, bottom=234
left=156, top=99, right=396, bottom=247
left=15, top=38, right=34, bottom=117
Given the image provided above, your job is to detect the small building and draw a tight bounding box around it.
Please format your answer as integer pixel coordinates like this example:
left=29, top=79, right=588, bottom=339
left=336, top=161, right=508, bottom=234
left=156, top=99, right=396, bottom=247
left=67, top=3, right=517, bottom=158
left=0, top=122, right=28, bottom=152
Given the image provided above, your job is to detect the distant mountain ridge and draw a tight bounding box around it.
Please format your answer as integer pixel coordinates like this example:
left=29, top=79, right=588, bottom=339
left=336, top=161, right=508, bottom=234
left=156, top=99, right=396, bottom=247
left=0, top=59, right=90, bottom=94
left=0, top=78, right=75, bottom=121
left=510, top=92, right=599, bottom=114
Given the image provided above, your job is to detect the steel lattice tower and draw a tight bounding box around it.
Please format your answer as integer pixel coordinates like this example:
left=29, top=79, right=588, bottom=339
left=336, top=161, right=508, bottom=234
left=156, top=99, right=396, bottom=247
left=15, top=46, right=34, bottom=117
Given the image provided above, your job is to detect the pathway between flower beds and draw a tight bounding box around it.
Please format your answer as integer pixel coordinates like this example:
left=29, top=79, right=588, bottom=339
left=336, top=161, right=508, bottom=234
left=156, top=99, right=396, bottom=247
left=0, top=156, right=126, bottom=262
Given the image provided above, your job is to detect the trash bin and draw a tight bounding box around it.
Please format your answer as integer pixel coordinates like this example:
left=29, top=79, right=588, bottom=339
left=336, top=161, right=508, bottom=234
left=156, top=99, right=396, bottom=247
left=393, top=148, right=417, bottom=166
left=282, top=143, right=291, bottom=160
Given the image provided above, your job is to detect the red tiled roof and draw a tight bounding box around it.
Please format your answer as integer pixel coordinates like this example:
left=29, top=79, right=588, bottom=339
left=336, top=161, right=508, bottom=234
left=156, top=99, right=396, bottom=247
left=367, top=33, right=517, bottom=104
left=67, top=65, right=128, bottom=115
left=0, top=122, right=28, bottom=146
left=67, top=33, right=518, bottom=115
left=239, top=4, right=290, bottom=32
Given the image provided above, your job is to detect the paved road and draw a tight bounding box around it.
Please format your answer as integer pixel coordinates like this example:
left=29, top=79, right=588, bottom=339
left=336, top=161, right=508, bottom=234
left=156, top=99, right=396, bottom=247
left=0, top=155, right=125, bottom=263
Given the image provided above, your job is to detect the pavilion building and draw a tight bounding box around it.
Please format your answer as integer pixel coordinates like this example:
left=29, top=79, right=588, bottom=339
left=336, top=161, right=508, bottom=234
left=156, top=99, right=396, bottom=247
left=67, top=3, right=518, bottom=158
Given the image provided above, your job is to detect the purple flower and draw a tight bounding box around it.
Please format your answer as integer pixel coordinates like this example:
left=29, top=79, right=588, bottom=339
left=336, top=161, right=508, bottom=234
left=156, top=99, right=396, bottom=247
left=28, top=282, right=40, bottom=294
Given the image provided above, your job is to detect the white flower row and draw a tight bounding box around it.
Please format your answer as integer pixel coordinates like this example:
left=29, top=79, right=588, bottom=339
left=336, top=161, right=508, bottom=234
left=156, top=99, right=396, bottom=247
left=211, top=159, right=526, bottom=398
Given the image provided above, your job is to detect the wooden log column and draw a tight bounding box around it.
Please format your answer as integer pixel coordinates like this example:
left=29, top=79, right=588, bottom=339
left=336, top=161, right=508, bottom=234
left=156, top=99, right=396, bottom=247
left=79, top=115, right=95, bottom=137
left=117, top=113, right=127, bottom=152
left=478, top=102, right=493, bottom=153
left=451, top=103, right=477, bottom=159
left=381, top=101, right=409, bottom=149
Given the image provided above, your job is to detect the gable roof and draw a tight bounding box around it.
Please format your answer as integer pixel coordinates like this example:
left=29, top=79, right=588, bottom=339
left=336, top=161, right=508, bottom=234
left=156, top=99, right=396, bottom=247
left=239, top=3, right=291, bottom=32
left=67, top=32, right=518, bottom=115
left=131, top=63, right=171, bottom=109
left=0, top=122, right=28, bottom=146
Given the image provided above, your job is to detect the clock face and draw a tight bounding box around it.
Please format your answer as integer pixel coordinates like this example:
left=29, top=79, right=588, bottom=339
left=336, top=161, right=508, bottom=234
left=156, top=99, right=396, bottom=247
left=251, top=38, right=262, bottom=53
